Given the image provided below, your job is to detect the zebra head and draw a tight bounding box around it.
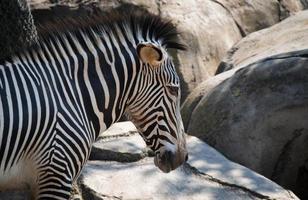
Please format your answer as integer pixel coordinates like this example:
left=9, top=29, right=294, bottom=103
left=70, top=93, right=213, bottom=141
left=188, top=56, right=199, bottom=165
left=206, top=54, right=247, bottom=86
left=127, top=42, right=188, bottom=173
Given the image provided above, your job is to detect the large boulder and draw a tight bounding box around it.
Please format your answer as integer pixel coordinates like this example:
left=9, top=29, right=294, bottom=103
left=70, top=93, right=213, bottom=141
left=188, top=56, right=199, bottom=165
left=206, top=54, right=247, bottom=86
left=0, top=0, right=37, bottom=60
left=28, top=0, right=307, bottom=100
left=182, top=50, right=308, bottom=198
left=212, top=0, right=304, bottom=35
left=158, top=0, right=305, bottom=99
left=216, top=10, right=308, bottom=74
left=181, top=69, right=237, bottom=129
left=79, top=122, right=298, bottom=200
left=196, top=13, right=308, bottom=197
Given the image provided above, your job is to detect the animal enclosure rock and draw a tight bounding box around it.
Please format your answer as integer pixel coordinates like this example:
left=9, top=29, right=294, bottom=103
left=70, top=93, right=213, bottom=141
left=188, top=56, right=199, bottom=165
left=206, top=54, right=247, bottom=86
left=90, top=122, right=149, bottom=162
left=0, top=190, right=30, bottom=200
left=181, top=69, right=237, bottom=129
left=80, top=159, right=262, bottom=200
left=211, top=0, right=303, bottom=35
left=97, top=121, right=138, bottom=138
left=216, top=10, right=308, bottom=74
left=183, top=49, right=308, bottom=198
left=79, top=122, right=298, bottom=200
left=0, top=0, right=37, bottom=59
left=185, top=136, right=297, bottom=200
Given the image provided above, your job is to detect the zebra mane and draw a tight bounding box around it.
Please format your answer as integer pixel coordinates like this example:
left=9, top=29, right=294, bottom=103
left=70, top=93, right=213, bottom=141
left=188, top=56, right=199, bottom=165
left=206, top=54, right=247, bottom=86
left=36, top=6, right=186, bottom=51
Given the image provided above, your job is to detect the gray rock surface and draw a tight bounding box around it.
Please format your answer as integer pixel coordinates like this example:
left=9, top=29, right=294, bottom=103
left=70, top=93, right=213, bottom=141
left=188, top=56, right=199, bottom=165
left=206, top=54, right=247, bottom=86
left=0, top=0, right=37, bottom=60
left=80, top=159, right=264, bottom=200
left=0, top=190, right=30, bottom=200
left=216, top=10, right=308, bottom=74
left=90, top=122, right=150, bottom=162
left=181, top=69, right=236, bottom=129
left=156, top=0, right=242, bottom=97
left=79, top=122, right=298, bottom=200
left=182, top=50, right=308, bottom=198
left=212, top=0, right=303, bottom=35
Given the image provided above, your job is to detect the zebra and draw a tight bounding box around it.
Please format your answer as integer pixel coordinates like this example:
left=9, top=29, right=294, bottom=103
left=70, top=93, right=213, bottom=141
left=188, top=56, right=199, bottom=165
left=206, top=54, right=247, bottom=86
left=0, top=7, right=188, bottom=200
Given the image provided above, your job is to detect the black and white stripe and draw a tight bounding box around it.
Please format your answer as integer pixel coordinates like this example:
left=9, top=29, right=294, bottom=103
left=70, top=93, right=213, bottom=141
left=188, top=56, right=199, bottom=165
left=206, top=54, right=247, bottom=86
left=0, top=8, right=186, bottom=199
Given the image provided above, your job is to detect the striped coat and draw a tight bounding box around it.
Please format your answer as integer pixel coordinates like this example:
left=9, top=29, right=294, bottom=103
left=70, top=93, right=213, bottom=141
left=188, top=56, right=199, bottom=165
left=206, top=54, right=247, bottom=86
left=0, top=8, right=187, bottom=199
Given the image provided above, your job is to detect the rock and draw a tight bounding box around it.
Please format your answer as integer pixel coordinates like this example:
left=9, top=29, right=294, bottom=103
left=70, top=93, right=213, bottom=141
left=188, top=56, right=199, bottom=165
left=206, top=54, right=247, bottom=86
left=157, top=0, right=242, bottom=99
left=80, top=159, right=264, bottom=200
left=216, top=10, right=308, bottom=74
left=79, top=123, right=298, bottom=200
left=183, top=50, right=308, bottom=198
left=28, top=0, right=307, bottom=100
left=0, top=0, right=37, bottom=60
left=0, top=190, right=30, bottom=200
left=151, top=0, right=305, bottom=99
left=181, top=69, right=236, bottom=129
left=213, top=0, right=303, bottom=36
left=90, top=122, right=149, bottom=162
left=97, top=121, right=138, bottom=138
left=302, top=0, right=308, bottom=8
left=160, top=0, right=305, bottom=99
left=186, top=136, right=297, bottom=200
left=279, top=0, right=305, bottom=19
left=94, top=134, right=145, bottom=155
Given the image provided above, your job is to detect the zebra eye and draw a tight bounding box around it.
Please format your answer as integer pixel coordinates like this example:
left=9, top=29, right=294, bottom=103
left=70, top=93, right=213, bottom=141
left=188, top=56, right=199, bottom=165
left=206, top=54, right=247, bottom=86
left=167, top=85, right=179, bottom=97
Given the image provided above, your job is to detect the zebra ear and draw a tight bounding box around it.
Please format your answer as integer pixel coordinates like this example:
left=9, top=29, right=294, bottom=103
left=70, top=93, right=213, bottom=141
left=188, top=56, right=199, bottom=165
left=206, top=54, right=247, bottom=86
left=137, top=42, right=164, bottom=66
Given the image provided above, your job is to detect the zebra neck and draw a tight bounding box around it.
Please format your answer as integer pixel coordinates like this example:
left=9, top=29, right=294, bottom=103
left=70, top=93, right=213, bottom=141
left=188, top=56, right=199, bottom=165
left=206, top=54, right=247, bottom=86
left=64, top=30, right=138, bottom=139
left=8, top=28, right=139, bottom=140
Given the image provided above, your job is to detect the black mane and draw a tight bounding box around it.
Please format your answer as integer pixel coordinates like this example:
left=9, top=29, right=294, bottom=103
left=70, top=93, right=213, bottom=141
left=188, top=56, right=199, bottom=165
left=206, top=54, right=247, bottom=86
left=36, top=6, right=186, bottom=51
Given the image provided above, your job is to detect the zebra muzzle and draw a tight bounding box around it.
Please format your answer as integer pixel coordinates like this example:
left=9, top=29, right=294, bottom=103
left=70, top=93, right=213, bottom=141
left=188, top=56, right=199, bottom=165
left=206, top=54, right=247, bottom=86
left=154, top=149, right=188, bottom=173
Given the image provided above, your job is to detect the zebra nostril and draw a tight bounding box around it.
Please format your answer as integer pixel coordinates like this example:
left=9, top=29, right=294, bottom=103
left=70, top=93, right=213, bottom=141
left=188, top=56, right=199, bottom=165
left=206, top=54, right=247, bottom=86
left=162, top=150, right=173, bottom=162
left=185, top=154, right=189, bottom=162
